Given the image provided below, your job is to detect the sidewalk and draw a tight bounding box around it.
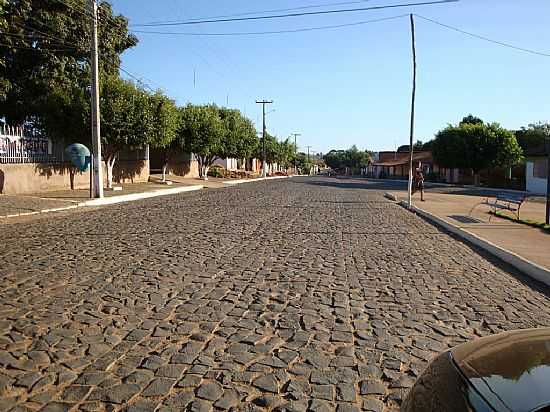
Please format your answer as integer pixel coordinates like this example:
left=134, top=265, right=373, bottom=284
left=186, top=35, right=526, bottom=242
left=0, top=175, right=292, bottom=219
left=388, top=189, right=550, bottom=274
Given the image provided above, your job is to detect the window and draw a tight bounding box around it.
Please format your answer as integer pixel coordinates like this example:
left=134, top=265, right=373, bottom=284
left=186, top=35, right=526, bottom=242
left=533, top=159, right=548, bottom=179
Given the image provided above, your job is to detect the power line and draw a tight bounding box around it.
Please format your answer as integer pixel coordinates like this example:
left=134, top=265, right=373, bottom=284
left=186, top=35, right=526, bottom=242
left=51, top=0, right=127, bottom=34
left=130, top=0, right=459, bottom=27
left=12, top=21, right=82, bottom=48
left=131, top=14, right=409, bottom=37
left=134, top=0, right=376, bottom=26
left=50, top=0, right=93, bottom=18
left=414, top=14, right=550, bottom=58
left=0, top=42, right=77, bottom=51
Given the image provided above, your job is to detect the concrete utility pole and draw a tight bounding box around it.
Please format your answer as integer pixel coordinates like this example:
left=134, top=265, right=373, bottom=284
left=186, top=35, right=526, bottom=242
left=291, top=133, right=301, bottom=174
left=407, top=13, right=417, bottom=209
left=256, top=100, right=273, bottom=178
left=90, top=0, right=103, bottom=198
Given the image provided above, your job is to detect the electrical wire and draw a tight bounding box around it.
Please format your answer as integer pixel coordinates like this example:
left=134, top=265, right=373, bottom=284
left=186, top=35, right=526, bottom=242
left=0, top=42, right=77, bottom=51
left=135, top=0, right=376, bottom=25
left=119, top=66, right=159, bottom=92
left=414, top=14, right=550, bottom=58
left=12, top=21, right=81, bottom=48
left=131, top=14, right=409, bottom=37
left=50, top=0, right=93, bottom=18
left=130, top=0, right=459, bottom=27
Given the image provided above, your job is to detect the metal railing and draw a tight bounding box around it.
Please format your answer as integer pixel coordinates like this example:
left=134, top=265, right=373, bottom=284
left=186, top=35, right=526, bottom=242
left=0, top=125, right=56, bottom=164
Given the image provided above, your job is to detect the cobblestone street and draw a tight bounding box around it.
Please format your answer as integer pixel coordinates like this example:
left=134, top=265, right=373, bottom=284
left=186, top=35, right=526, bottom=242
left=1, top=177, right=550, bottom=412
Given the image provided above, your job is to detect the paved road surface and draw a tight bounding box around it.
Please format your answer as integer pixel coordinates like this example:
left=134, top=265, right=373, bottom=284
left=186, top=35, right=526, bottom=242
left=1, top=177, right=549, bottom=412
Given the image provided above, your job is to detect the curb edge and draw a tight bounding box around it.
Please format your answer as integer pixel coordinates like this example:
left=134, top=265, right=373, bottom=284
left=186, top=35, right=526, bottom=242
left=399, top=200, right=550, bottom=287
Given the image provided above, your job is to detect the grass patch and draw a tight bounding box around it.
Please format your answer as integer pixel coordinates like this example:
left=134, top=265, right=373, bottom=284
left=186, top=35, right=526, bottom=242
left=492, top=211, right=550, bottom=234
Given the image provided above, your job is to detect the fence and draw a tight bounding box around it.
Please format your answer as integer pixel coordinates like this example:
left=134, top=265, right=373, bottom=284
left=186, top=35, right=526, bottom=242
left=0, top=124, right=149, bottom=165
left=0, top=124, right=55, bottom=164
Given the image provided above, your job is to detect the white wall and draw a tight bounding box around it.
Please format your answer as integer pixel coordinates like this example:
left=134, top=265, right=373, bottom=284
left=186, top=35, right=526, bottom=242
left=526, top=160, right=547, bottom=195
left=214, top=158, right=239, bottom=171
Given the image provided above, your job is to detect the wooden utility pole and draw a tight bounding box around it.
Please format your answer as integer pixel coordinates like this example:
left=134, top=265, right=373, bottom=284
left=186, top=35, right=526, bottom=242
left=90, top=0, right=103, bottom=198
left=306, top=146, right=313, bottom=163
left=256, top=100, right=273, bottom=177
left=546, top=136, right=550, bottom=224
left=407, top=13, right=417, bottom=209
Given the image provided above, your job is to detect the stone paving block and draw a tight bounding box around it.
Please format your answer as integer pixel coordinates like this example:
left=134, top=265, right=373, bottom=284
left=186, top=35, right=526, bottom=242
left=1, top=178, right=550, bottom=410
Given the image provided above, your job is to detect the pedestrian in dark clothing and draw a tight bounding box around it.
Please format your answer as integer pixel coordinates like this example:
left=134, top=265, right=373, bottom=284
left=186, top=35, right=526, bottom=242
left=412, top=169, right=425, bottom=201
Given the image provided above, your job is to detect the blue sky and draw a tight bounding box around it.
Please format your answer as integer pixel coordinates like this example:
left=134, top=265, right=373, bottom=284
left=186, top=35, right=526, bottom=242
left=110, top=0, right=550, bottom=153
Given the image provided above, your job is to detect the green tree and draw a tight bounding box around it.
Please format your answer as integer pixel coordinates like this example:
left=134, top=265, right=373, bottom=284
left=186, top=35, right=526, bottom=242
left=515, top=122, right=550, bottom=152
left=295, top=152, right=312, bottom=175
left=460, top=114, right=484, bottom=126
left=99, top=76, right=152, bottom=188
left=148, top=92, right=180, bottom=182
left=432, top=120, right=523, bottom=185
left=275, top=138, right=297, bottom=170
left=0, top=0, right=137, bottom=132
left=218, top=107, right=259, bottom=162
left=324, top=150, right=346, bottom=169
left=324, top=146, right=372, bottom=174
left=178, top=104, right=224, bottom=180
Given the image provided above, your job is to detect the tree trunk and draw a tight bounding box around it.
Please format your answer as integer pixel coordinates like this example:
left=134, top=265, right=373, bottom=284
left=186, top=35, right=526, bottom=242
left=162, top=150, right=169, bottom=182
left=69, top=168, right=75, bottom=190
left=162, top=163, right=168, bottom=182
left=106, top=154, right=117, bottom=189
left=474, top=172, right=480, bottom=186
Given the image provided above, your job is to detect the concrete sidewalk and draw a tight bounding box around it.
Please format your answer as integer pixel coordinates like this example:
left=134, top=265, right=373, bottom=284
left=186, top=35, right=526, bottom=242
left=0, top=175, right=292, bottom=219
left=388, top=189, right=550, bottom=274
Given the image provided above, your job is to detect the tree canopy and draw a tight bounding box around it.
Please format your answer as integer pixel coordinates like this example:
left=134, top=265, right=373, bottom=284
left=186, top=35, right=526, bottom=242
left=515, top=122, right=550, bottom=153
left=324, top=146, right=372, bottom=171
left=178, top=104, right=259, bottom=179
left=432, top=118, right=523, bottom=174
left=0, top=0, right=137, bottom=134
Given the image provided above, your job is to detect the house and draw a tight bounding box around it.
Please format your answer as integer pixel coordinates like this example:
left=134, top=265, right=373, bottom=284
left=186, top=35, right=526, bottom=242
left=525, top=145, right=548, bottom=195
left=1, top=125, right=150, bottom=194
left=367, top=151, right=435, bottom=179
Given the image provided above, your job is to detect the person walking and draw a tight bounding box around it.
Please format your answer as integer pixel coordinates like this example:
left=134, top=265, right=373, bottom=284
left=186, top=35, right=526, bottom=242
left=412, top=168, right=425, bottom=201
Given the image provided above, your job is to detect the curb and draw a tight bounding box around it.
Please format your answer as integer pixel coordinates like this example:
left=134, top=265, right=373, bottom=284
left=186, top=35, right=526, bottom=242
left=81, top=185, right=204, bottom=207
left=0, top=205, right=80, bottom=220
left=368, top=177, right=533, bottom=195
left=223, top=176, right=291, bottom=186
left=384, top=192, right=398, bottom=201
left=397, top=200, right=550, bottom=287
left=0, top=177, right=292, bottom=220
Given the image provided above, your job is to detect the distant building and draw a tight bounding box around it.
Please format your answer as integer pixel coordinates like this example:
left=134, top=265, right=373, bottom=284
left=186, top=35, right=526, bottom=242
left=367, top=151, right=434, bottom=179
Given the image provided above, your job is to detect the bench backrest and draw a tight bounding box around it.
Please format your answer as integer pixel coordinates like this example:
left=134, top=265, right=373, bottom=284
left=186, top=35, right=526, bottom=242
left=496, top=193, right=526, bottom=204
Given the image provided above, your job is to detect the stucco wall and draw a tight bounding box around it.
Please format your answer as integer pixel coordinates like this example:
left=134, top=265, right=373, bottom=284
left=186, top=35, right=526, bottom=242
left=0, top=159, right=149, bottom=195
left=526, top=160, right=547, bottom=195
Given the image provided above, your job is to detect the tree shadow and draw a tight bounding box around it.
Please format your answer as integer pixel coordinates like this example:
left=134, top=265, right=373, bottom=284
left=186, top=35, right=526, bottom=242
left=299, top=177, right=406, bottom=191
left=113, top=160, right=146, bottom=184
left=34, top=162, right=79, bottom=189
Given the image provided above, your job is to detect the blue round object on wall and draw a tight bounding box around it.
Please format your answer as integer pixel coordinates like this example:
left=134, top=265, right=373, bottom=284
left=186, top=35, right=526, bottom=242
left=65, top=144, right=91, bottom=172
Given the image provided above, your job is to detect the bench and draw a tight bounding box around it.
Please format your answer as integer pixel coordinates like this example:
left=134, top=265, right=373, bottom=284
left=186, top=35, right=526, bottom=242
left=485, top=193, right=527, bottom=221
